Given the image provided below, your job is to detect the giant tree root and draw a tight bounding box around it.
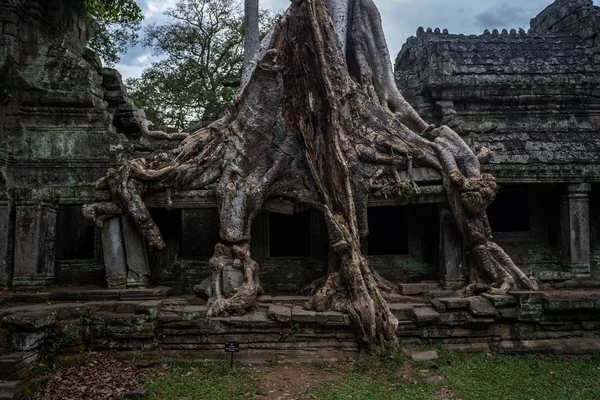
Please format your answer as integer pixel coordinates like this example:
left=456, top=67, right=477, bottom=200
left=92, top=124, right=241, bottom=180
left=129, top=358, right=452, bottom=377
left=84, top=0, right=537, bottom=350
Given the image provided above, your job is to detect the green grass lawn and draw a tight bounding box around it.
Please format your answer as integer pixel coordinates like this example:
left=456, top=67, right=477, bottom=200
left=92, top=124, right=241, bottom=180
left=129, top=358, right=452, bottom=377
left=142, top=350, right=600, bottom=400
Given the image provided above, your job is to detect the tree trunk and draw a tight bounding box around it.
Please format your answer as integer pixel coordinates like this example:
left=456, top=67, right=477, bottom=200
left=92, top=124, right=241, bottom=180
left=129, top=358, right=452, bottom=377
left=241, top=0, right=260, bottom=88
left=84, top=0, right=537, bottom=351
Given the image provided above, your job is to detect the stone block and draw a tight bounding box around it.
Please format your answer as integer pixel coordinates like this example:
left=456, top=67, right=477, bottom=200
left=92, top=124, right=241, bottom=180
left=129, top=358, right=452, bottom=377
left=468, top=297, right=498, bottom=317
left=135, top=300, right=163, bottom=318
left=0, top=200, right=13, bottom=289
left=0, top=351, right=40, bottom=379
left=291, top=306, right=317, bottom=323
left=316, top=311, right=347, bottom=326
left=389, top=304, right=415, bottom=321
left=400, top=283, right=438, bottom=295
left=221, top=265, right=244, bottom=297
left=414, top=307, right=440, bottom=323
left=268, top=305, right=292, bottom=323
left=511, top=291, right=543, bottom=311
left=438, top=312, right=469, bottom=325
left=437, top=297, right=470, bottom=310
left=0, top=380, right=20, bottom=400
left=12, top=204, right=56, bottom=287
left=430, top=299, right=446, bottom=313
left=542, top=296, right=596, bottom=311
left=10, top=330, right=48, bottom=351
left=428, top=290, right=459, bottom=299
left=193, top=277, right=212, bottom=300
left=2, top=311, right=56, bottom=331
left=101, top=217, right=127, bottom=288
left=481, top=293, right=517, bottom=308
left=411, top=350, right=439, bottom=361
left=121, top=216, right=151, bottom=287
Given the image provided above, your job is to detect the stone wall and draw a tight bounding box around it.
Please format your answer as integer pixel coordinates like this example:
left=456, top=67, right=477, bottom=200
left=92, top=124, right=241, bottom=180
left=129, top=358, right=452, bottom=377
left=0, top=0, right=156, bottom=289
left=395, top=0, right=600, bottom=282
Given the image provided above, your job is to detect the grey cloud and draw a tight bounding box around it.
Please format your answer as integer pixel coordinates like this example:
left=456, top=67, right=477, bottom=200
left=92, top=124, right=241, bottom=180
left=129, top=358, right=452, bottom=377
left=475, top=4, right=532, bottom=30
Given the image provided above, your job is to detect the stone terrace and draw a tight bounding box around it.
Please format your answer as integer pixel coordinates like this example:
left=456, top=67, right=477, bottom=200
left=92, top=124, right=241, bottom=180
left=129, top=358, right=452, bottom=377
left=2, top=285, right=600, bottom=398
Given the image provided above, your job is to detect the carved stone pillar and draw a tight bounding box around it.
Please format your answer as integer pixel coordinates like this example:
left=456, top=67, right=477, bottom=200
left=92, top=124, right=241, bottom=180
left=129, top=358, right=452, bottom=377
left=13, top=202, right=57, bottom=287
left=438, top=206, right=465, bottom=289
left=121, top=216, right=151, bottom=287
left=0, top=197, right=14, bottom=289
left=101, top=217, right=127, bottom=288
left=561, top=183, right=591, bottom=278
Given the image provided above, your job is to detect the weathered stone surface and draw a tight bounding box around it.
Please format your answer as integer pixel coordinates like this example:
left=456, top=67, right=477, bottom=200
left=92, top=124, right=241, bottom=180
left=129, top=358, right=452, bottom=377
left=411, top=350, right=439, bottom=361
left=291, top=307, right=317, bottom=323
left=414, top=307, right=440, bottom=322
left=438, top=207, right=465, bottom=289
left=121, top=216, right=151, bottom=287
left=2, top=311, right=56, bottom=331
left=221, top=265, right=244, bottom=297
left=400, top=283, right=438, bottom=295
left=12, top=204, right=56, bottom=287
left=389, top=304, right=415, bottom=321
left=0, top=351, right=40, bottom=379
left=268, top=305, right=292, bottom=323
left=193, top=277, right=213, bottom=300
left=11, top=330, right=48, bottom=351
left=437, top=297, right=470, bottom=310
left=481, top=293, right=517, bottom=308
left=428, top=290, right=460, bottom=299
left=543, top=296, right=596, bottom=310
left=101, top=218, right=127, bottom=288
left=468, top=297, right=499, bottom=317
left=316, top=311, right=348, bottom=326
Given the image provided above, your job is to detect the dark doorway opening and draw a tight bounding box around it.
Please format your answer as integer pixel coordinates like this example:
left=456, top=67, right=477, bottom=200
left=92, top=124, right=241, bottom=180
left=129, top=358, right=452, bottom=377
left=367, top=206, right=409, bottom=255
left=180, top=209, right=220, bottom=258
left=487, top=185, right=531, bottom=232
left=269, top=211, right=311, bottom=257
left=55, top=205, right=95, bottom=260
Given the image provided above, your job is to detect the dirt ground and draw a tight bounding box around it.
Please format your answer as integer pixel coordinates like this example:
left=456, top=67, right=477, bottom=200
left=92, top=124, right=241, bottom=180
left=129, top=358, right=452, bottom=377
left=251, top=363, right=344, bottom=399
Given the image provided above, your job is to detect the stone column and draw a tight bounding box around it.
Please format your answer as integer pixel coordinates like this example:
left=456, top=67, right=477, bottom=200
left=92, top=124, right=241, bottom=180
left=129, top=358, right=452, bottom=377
left=0, top=197, right=14, bottom=289
left=101, top=217, right=127, bottom=288
left=121, top=216, right=151, bottom=287
left=13, top=202, right=57, bottom=287
left=438, top=206, right=465, bottom=289
left=561, top=183, right=591, bottom=278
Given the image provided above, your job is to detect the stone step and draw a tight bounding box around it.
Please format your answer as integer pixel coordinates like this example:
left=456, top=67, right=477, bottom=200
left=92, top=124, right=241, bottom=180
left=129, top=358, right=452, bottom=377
left=413, top=307, right=440, bottom=323
left=0, top=380, right=20, bottom=400
left=399, top=283, right=439, bottom=295
left=388, top=304, right=415, bottom=321
left=48, top=287, right=173, bottom=302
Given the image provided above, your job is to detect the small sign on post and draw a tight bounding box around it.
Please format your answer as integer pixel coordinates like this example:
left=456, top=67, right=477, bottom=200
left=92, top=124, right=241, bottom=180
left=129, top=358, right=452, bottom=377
left=225, top=341, right=240, bottom=367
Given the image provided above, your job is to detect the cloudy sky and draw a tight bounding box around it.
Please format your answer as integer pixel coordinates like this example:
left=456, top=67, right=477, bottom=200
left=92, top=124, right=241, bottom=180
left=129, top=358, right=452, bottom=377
left=116, top=0, right=600, bottom=80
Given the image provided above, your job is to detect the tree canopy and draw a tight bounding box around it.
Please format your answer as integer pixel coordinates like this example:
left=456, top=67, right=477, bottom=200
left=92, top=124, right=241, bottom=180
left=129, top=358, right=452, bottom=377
left=81, top=0, right=144, bottom=65
left=126, top=0, right=276, bottom=131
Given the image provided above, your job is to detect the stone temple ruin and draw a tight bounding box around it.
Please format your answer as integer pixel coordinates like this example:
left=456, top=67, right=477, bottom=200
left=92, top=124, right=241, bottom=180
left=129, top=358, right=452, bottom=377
left=1, top=0, right=600, bottom=397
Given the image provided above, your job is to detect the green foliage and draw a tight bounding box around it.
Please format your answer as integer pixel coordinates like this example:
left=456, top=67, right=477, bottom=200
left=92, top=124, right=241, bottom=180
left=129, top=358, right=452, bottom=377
left=97, top=351, right=600, bottom=400
left=144, top=361, right=259, bottom=399
left=80, top=0, right=144, bottom=66
left=126, top=0, right=277, bottom=131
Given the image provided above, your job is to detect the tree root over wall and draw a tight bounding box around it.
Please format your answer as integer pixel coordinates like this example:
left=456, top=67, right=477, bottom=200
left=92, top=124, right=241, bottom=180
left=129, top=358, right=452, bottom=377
left=84, top=0, right=537, bottom=351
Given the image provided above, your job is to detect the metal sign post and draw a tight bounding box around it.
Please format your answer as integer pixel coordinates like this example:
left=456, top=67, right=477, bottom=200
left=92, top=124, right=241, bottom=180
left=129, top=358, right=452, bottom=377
left=224, top=341, right=240, bottom=367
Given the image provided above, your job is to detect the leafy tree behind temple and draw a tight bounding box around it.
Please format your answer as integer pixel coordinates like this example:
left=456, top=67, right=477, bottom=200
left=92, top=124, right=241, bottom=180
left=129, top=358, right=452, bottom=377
left=80, top=0, right=144, bottom=66
left=126, top=0, right=275, bottom=132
